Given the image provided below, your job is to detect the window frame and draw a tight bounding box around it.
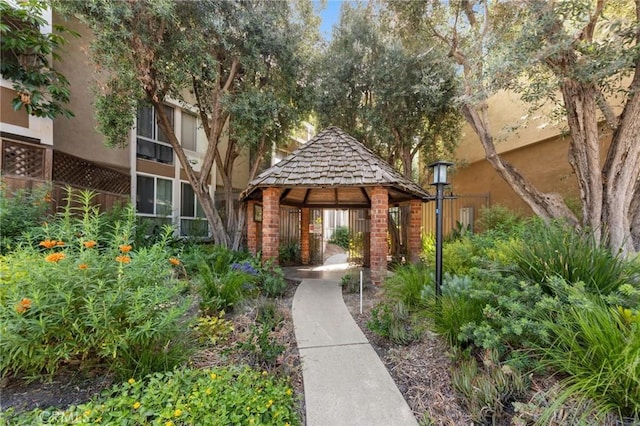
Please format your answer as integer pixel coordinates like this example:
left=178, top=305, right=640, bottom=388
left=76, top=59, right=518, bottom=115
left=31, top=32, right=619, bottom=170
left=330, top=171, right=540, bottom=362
left=136, top=173, right=174, bottom=218
left=136, top=104, right=175, bottom=165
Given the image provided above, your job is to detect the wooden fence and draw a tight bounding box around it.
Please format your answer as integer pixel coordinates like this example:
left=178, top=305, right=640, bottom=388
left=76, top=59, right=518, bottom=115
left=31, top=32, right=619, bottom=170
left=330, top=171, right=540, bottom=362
left=1, top=139, right=130, bottom=212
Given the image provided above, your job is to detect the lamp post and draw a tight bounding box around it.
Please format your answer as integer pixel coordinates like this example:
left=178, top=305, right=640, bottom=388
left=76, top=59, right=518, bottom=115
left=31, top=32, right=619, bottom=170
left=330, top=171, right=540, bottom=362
left=428, top=160, right=453, bottom=298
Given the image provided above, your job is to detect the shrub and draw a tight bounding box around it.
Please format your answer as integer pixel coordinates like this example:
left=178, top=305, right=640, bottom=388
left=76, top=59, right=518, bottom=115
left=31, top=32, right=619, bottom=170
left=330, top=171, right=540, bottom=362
left=421, top=274, right=486, bottom=347
left=510, top=221, right=634, bottom=296
left=259, top=259, right=287, bottom=298
left=368, top=302, right=423, bottom=345
left=278, top=242, right=301, bottom=265
left=198, top=266, right=256, bottom=314
left=0, top=183, right=50, bottom=254
left=0, top=189, right=193, bottom=380
left=442, top=237, right=482, bottom=276
left=1, top=367, right=301, bottom=425
left=382, top=263, right=433, bottom=310
left=534, top=289, right=640, bottom=422
left=475, top=204, right=524, bottom=235
left=328, top=226, right=350, bottom=250
left=451, top=349, right=528, bottom=425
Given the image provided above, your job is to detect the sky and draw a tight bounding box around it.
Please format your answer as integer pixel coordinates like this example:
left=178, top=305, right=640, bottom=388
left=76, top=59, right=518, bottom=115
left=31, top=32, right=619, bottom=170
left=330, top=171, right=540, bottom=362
left=314, top=0, right=344, bottom=40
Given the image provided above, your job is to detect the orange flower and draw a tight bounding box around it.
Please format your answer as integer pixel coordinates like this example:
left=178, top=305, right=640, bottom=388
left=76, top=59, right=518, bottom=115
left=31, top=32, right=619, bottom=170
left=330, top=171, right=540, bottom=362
left=119, top=244, right=132, bottom=253
left=15, top=298, right=32, bottom=314
left=83, top=240, right=97, bottom=249
left=169, top=257, right=181, bottom=266
left=115, top=255, right=131, bottom=264
left=78, top=263, right=89, bottom=270
left=43, top=193, right=52, bottom=203
left=56, top=240, right=65, bottom=246
left=39, top=239, right=58, bottom=249
left=45, top=252, right=66, bottom=263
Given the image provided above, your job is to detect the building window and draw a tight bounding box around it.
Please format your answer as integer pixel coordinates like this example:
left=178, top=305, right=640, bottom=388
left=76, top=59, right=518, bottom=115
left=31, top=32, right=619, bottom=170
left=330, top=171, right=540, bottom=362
left=180, top=182, right=208, bottom=237
left=136, top=174, right=173, bottom=216
left=181, top=112, right=197, bottom=151
left=136, top=104, right=174, bottom=165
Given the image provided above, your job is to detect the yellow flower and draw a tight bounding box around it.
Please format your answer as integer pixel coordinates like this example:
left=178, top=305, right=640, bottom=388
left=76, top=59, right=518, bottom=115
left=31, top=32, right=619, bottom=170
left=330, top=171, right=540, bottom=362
left=165, top=422, right=174, bottom=426
left=205, top=388, right=211, bottom=395
left=169, top=257, right=180, bottom=266
left=266, top=399, right=273, bottom=408
left=83, top=240, right=97, bottom=248
left=84, top=409, right=91, bottom=417
left=78, top=263, right=89, bottom=270
left=15, top=298, right=32, bottom=314
left=39, top=239, right=58, bottom=249
left=119, top=244, right=132, bottom=253
left=262, top=371, right=268, bottom=377
left=45, top=252, right=65, bottom=263
left=128, top=378, right=136, bottom=385
left=115, top=255, right=131, bottom=264
left=210, top=373, right=217, bottom=380
left=133, top=402, right=141, bottom=410
left=173, top=409, right=182, bottom=417
left=286, top=388, right=292, bottom=396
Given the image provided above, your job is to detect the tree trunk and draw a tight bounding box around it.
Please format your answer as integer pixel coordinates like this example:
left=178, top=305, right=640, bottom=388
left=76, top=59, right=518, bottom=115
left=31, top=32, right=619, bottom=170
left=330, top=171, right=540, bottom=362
left=601, top=67, right=640, bottom=256
left=461, top=102, right=579, bottom=225
left=152, top=98, right=230, bottom=246
left=560, top=80, right=603, bottom=240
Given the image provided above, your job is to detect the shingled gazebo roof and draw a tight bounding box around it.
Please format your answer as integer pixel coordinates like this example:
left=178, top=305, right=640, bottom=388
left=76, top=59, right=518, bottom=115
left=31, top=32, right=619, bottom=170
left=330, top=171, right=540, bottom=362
left=240, top=127, right=431, bottom=208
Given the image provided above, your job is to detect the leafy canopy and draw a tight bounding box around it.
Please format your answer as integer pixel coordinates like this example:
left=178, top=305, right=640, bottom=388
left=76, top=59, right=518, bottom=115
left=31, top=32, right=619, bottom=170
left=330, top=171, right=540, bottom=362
left=0, top=0, right=76, bottom=119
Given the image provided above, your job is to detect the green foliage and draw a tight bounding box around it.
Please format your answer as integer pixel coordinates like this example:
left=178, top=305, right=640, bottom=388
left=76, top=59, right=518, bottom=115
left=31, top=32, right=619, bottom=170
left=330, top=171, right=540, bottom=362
left=383, top=263, right=432, bottom=310
left=451, top=350, right=528, bottom=425
left=0, top=0, right=77, bottom=118
left=0, top=189, right=192, bottom=380
left=0, top=183, right=50, bottom=254
left=191, top=312, right=234, bottom=346
left=313, top=2, right=461, bottom=171
left=259, top=260, right=288, bottom=298
left=197, top=266, right=256, bottom=315
left=278, top=242, right=301, bottom=265
left=328, top=226, right=350, bottom=250
left=475, top=205, right=525, bottom=236
left=510, top=221, right=635, bottom=295
left=340, top=270, right=362, bottom=294
left=442, top=237, right=482, bottom=276
left=1, top=367, right=300, bottom=425
left=368, top=302, right=423, bottom=345
left=421, top=274, right=486, bottom=347
left=238, top=301, right=287, bottom=368
left=534, top=289, right=640, bottom=422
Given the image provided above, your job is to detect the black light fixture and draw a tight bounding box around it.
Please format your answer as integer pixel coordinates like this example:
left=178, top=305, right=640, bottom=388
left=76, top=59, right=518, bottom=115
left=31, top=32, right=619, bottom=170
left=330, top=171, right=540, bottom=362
left=428, top=160, right=453, bottom=298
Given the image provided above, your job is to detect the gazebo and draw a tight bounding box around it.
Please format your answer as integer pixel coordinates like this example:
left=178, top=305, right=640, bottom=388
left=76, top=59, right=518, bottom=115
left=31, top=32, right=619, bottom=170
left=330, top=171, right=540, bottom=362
left=240, top=127, right=431, bottom=285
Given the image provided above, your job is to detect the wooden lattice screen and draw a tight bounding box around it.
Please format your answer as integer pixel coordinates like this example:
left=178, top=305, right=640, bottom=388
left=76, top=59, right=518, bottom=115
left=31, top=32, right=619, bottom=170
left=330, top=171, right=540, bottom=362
left=1, top=139, right=46, bottom=178
left=53, top=151, right=130, bottom=195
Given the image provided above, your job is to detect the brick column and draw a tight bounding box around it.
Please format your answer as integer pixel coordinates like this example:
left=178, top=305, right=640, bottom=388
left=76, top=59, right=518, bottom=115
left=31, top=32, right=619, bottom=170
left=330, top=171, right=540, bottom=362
left=301, top=207, right=310, bottom=265
left=262, top=188, right=280, bottom=264
left=247, top=201, right=258, bottom=256
left=409, top=199, right=423, bottom=264
left=370, top=186, right=388, bottom=286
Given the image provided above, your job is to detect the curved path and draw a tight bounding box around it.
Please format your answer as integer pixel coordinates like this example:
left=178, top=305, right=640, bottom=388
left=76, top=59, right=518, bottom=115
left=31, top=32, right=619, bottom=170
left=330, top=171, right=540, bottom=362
left=290, top=267, right=418, bottom=426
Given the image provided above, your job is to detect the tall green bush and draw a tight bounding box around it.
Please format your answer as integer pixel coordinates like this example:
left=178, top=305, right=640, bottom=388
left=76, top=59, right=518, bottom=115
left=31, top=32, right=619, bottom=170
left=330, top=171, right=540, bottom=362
left=328, top=226, right=350, bottom=250
left=382, top=263, right=432, bottom=310
left=0, top=183, right=50, bottom=254
left=0, top=189, right=193, bottom=380
left=535, top=288, right=640, bottom=422
left=510, top=222, right=635, bottom=295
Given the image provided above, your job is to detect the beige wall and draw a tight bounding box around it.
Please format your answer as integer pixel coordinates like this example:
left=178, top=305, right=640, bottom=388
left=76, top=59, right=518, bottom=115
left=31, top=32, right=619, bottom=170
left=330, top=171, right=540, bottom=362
left=52, top=13, right=129, bottom=172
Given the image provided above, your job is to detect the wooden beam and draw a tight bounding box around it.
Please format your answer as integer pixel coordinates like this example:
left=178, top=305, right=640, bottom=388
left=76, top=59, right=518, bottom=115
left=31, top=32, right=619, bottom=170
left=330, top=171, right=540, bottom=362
left=280, top=188, right=291, bottom=202
left=302, top=188, right=311, bottom=205
left=360, top=187, right=371, bottom=204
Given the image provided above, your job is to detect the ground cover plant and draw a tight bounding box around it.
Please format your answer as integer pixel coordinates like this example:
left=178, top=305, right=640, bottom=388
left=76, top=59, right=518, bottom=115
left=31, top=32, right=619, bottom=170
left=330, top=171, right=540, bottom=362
left=369, top=205, right=640, bottom=424
left=2, top=367, right=300, bottom=425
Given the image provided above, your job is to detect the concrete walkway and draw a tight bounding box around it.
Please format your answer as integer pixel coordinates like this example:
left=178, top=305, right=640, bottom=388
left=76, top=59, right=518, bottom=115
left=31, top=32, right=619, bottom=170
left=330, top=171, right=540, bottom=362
left=290, top=266, right=418, bottom=426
